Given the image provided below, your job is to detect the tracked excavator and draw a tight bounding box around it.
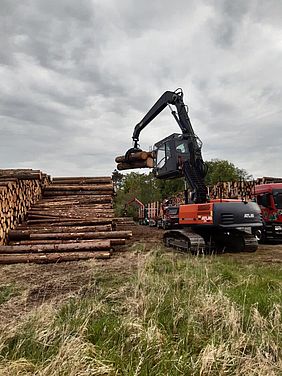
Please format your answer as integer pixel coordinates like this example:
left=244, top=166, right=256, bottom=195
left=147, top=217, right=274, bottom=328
left=123, top=89, right=262, bottom=253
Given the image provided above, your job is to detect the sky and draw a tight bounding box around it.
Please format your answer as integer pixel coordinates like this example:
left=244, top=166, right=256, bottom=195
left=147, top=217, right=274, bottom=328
left=0, top=0, right=282, bottom=178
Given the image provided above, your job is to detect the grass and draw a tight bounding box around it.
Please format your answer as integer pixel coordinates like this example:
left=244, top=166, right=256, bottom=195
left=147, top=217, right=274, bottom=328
left=0, top=248, right=281, bottom=375
left=0, top=284, right=18, bottom=305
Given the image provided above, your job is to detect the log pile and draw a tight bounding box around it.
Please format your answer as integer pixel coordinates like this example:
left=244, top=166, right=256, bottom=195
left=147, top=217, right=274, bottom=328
left=113, top=217, right=136, bottom=230
left=115, top=151, right=154, bottom=171
left=0, top=169, right=50, bottom=245
left=256, top=176, right=282, bottom=184
left=0, top=176, right=132, bottom=264
left=209, top=180, right=256, bottom=200
left=209, top=177, right=282, bottom=200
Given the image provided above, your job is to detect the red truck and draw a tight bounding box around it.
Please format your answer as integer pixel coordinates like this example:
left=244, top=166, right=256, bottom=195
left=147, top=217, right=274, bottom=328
left=253, top=183, right=282, bottom=242
left=156, top=205, right=179, bottom=229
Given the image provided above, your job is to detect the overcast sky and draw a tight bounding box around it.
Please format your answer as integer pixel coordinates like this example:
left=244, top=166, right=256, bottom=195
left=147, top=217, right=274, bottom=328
left=1, top=0, right=281, bottom=178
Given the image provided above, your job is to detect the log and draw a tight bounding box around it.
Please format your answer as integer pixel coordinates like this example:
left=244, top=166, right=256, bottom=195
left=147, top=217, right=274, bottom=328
left=43, top=190, right=112, bottom=197
left=44, top=184, right=113, bottom=192
left=0, top=169, right=42, bottom=180
left=26, top=219, right=113, bottom=226
left=115, top=151, right=153, bottom=163
left=0, top=251, right=111, bottom=264
left=10, top=239, right=126, bottom=246
left=32, top=203, right=113, bottom=210
left=52, top=177, right=112, bottom=184
left=0, top=240, right=111, bottom=254
left=38, top=195, right=112, bottom=204
left=27, top=208, right=114, bottom=215
left=26, top=230, right=132, bottom=241
left=117, top=157, right=154, bottom=171
left=8, top=225, right=112, bottom=240
left=110, top=239, right=126, bottom=245
left=27, top=213, right=114, bottom=221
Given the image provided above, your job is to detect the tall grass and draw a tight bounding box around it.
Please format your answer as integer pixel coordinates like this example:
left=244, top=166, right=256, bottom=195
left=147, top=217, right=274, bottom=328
left=0, top=248, right=281, bottom=375
left=0, top=284, right=18, bottom=305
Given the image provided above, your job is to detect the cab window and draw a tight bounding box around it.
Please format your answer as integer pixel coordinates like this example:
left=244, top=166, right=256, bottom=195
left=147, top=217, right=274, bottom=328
left=156, top=145, right=166, bottom=168
left=273, top=192, right=282, bottom=209
left=176, top=142, right=188, bottom=154
left=256, top=193, right=271, bottom=208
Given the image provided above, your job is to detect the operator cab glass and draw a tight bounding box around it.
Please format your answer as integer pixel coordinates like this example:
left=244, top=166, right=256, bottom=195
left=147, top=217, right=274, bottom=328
left=256, top=193, right=271, bottom=208
left=153, top=133, right=190, bottom=179
left=273, top=189, right=282, bottom=209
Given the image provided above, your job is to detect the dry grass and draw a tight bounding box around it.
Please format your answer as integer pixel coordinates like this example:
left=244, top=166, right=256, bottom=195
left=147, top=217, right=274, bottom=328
left=0, top=247, right=281, bottom=375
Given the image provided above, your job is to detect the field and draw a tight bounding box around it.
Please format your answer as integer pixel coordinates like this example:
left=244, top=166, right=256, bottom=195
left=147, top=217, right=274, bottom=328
left=0, top=226, right=281, bottom=375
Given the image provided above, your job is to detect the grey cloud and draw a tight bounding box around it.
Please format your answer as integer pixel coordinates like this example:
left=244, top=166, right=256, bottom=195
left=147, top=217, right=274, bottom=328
left=208, top=0, right=249, bottom=47
left=0, top=0, right=281, bottom=178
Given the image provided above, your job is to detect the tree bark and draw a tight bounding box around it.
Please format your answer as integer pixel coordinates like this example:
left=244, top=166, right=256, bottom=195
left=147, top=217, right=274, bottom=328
left=0, top=251, right=111, bottom=264
left=0, top=240, right=111, bottom=254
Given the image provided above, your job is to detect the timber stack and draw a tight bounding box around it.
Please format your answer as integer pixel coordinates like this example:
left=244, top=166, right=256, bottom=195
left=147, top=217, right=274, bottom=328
left=209, top=177, right=282, bottom=200
left=115, top=151, right=154, bottom=171
left=0, top=176, right=132, bottom=264
left=0, top=169, right=50, bottom=245
left=113, top=217, right=136, bottom=230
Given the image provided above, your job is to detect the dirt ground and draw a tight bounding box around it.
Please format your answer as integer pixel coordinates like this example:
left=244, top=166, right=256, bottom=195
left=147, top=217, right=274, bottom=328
left=0, top=225, right=281, bottom=328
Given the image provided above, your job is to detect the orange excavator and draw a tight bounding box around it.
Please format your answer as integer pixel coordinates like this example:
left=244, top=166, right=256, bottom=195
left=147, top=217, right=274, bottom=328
left=122, top=89, right=262, bottom=253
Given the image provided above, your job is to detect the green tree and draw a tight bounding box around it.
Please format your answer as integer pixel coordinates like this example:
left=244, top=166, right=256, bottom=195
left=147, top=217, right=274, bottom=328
left=113, top=159, right=252, bottom=217
left=156, top=177, right=185, bottom=200
left=113, top=172, right=162, bottom=217
left=205, top=159, right=252, bottom=186
left=112, top=169, right=124, bottom=190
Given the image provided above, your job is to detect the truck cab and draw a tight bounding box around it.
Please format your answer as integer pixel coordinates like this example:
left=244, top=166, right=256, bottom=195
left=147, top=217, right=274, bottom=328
left=158, top=205, right=180, bottom=229
left=254, top=183, right=282, bottom=241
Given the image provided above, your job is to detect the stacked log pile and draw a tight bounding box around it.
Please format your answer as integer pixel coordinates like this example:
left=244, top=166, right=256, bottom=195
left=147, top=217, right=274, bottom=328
left=0, top=176, right=132, bottom=264
left=113, top=217, right=136, bottom=230
left=256, top=176, right=282, bottom=184
left=0, top=169, right=50, bottom=245
left=209, top=180, right=256, bottom=200
left=209, top=177, right=282, bottom=200
left=115, top=151, right=154, bottom=170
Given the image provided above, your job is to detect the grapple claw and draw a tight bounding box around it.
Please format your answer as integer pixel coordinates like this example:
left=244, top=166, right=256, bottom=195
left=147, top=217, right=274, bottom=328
left=124, top=147, right=142, bottom=162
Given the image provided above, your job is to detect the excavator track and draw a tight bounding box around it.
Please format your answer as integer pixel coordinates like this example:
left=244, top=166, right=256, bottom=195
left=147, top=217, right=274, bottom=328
left=163, top=229, right=206, bottom=254
left=242, top=232, right=258, bottom=252
left=163, top=228, right=258, bottom=254
left=216, top=230, right=258, bottom=253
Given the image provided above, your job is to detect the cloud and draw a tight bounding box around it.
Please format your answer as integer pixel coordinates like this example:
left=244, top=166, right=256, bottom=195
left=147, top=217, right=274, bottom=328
left=0, top=0, right=281, bottom=179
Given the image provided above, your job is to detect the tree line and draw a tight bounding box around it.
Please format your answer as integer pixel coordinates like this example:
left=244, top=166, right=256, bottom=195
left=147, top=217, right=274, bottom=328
left=113, top=159, right=251, bottom=217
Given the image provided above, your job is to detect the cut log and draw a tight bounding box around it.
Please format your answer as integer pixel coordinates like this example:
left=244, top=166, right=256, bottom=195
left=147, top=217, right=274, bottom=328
left=43, top=191, right=112, bottom=196
left=37, top=195, right=113, bottom=204
left=26, top=219, right=113, bottom=226
left=52, top=177, right=112, bottom=184
left=25, top=230, right=132, bottom=241
left=117, top=157, right=154, bottom=171
left=9, top=225, right=112, bottom=240
left=44, top=184, right=113, bottom=192
left=10, top=239, right=126, bottom=246
left=0, top=169, right=42, bottom=180
left=0, top=252, right=111, bottom=264
left=0, top=240, right=111, bottom=254
left=115, top=151, right=153, bottom=163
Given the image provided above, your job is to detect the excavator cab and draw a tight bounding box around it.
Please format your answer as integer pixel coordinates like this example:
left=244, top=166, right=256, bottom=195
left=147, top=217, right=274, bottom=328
left=153, top=133, right=190, bottom=179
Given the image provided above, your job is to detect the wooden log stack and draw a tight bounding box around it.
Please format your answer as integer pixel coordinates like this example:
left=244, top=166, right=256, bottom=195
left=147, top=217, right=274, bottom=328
left=0, top=169, right=50, bottom=245
left=115, top=151, right=154, bottom=171
left=0, top=176, right=132, bottom=264
left=113, top=217, right=137, bottom=230
left=256, top=176, right=282, bottom=184
left=209, top=177, right=282, bottom=200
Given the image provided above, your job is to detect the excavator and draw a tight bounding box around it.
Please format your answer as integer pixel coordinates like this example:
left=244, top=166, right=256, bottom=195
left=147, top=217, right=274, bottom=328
left=122, top=88, right=262, bottom=253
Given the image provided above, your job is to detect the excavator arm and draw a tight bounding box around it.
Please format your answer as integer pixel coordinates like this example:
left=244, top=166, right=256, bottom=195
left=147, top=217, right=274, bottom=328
left=127, top=89, right=208, bottom=203
left=132, top=89, right=196, bottom=147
